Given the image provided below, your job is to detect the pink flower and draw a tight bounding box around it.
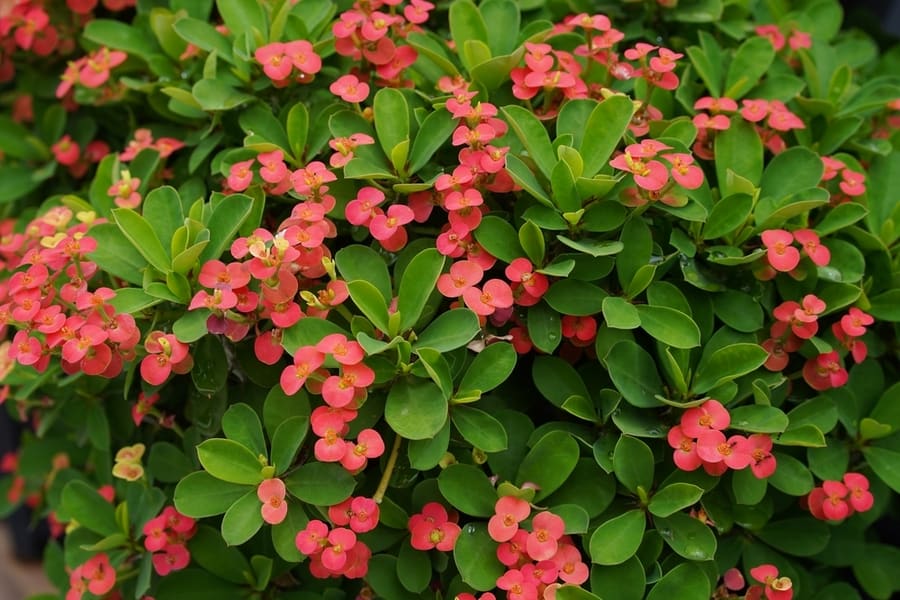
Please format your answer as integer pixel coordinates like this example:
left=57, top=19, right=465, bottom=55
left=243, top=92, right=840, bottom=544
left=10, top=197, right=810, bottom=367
left=525, top=511, right=564, bottom=561
left=296, top=519, right=329, bottom=555
left=840, top=307, right=874, bottom=337
left=839, top=169, right=866, bottom=196
left=609, top=151, right=669, bottom=191
left=756, top=25, right=786, bottom=51
left=696, top=431, right=752, bottom=470
left=330, top=74, right=370, bottom=102
left=551, top=543, right=589, bottom=585
left=437, top=260, right=484, bottom=298
left=741, top=99, right=770, bottom=122
left=409, top=502, right=461, bottom=551
left=255, top=42, right=292, bottom=81
left=802, top=351, right=848, bottom=391
left=761, top=229, right=800, bottom=272
left=152, top=544, right=191, bottom=576
left=345, top=186, right=386, bottom=226
left=321, top=528, right=356, bottom=571
left=488, top=496, right=531, bottom=542
left=667, top=425, right=702, bottom=471
left=680, top=399, right=730, bottom=437
left=462, top=279, right=514, bottom=316
left=280, top=346, right=326, bottom=395
left=285, top=40, right=322, bottom=75
left=694, top=97, right=738, bottom=112
left=340, top=429, right=385, bottom=471
left=746, top=434, right=776, bottom=478
left=662, top=153, right=703, bottom=189
left=749, top=564, right=793, bottom=600
left=316, top=333, right=364, bottom=365
left=792, top=229, right=830, bottom=266
left=369, top=205, right=414, bottom=241
left=80, top=553, right=116, bottom=596
left=843, top=472, right=874, bottom=513
left=257, top=478, right=288, bottom=524
left=321, top=363, right=375, bottom=408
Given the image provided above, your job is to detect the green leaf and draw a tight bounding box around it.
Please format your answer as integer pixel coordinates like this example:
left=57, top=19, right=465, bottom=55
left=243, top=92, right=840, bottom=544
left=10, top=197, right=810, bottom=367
left=112, top=208, right=171, bottom=273
left=732, top=466, right=768, bottom=505
left=413, top=309, right=481, bottom=352
left=580, top=95, right=635, bottom=178
left=438, top=464, right=497, bottom=517
left=589, top=510, right=645, bottom=565
left=335, top=245, right=392, bottom=303
left=173, top=309, right=211, bottom=343
left=451, top=406, right=508, bottom=453
left=703, top=194, right=753, bottom=240
left=863, top=447, right=900, bottom=493
left=646, top=562, right=709, bottom=600
left=192, top=79, right=255, bottom=111
left=768, top=452, right=814, bottom=496
left=373, top=88, right=410, bottom=172
left=715, top=120, right=763, bottom=195
left=815, top=202, right=867, bottom=236
left=516, top=430, right=579, bottom=501
left=155, top=569, right=241, bottom=600
left=148, top=442, right=193, bottom=484
left=502, top=105, right=556, bottom=180
left=239, top=104, right=291, bottom=154
left=347, top=280, right=391, bottom=333
left=712, top=290, right=763, bottom=333
left=543, top=280, right=608, bottom=316
left=729, top=405, right=789, bottom=433
left=415, top=347, right=453, bottom=399
left=759, top=147, right=824, bottom=203
left=528, top=301, right=561, bottom=354
left=61, top=481, right=119, bottom=537
left=648, top=483, right=704, bottom=517
left=457, top=342, right=516, bottom=397
left=473, top=215, right=525, bottom=263
left=557, top=236, right=623, bottom=257
left=506, top=154, right=552, bottom=206
left=692, top=343, right=768, bottom=394
left=272, top=504, right=309, bottom=562
left=221, top=404, right=266, bottom=458
left=397, top=541, right=432, bottom=593
left=606, top=341, right=665, bottom=408
left=454, top=523, right=505, bottom=591
left=385, top=378, right=448, bottom=440
left=543, top=459, right=616, bottom=518
left=724, top=36, right=776, bottom=99
left=197, top=439, right=265, bottom=485
left=555, top=587, right=602, bottom=600
left=589, top=556, right=645, bottom=600
left=397, top=248, right=444, bottom=332
left=756, top=518, right=830, bottom=556
left=655, top=513, right=717, bottom=560
left=613, top=436, right=654, bottom=495
left=199, top=193, right=254, bottom=262
left=367, top=555, right=419, bottom=600
left=286, top=102, right=309, bottom=160
left=602, top=296, right=641, bottom=329
left=518, top=219, right=546, bottom=264
left=408, top=108, right=456, bottom=174
left=191, top=334, right=228, bottom=394
left=852, top=544, right=900, bottom=600
left=636, top=305, right=700, bottom=349
left=83, top=19, right=157, bottom=60
left=408, top=420, right=451, bottom=470
left=270, top=417, right=309, bottom=476
left=284, top=462, right=355, bottom=505
left=220, top=490, right=263, bottom=546
left=174, top=472, right=251, bottom=518
left=215, top=0, right=267, bottom=40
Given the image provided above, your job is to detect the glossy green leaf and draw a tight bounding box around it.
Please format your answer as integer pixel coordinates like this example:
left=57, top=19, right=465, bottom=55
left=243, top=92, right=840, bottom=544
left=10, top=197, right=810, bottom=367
left=215, top=0, right=267, bottom=40
left=272, top=503, right=308, bottom=563
left=413, top=309, right=481, bottom=352
left=286, top=101, right=309, bottom=160
left=703, top=194, right=753, bottom=240
left=397, top=248, right=444, bottom=332
left=715, top=120, right=763, bottom=195
left=863, top=446, right=900, bottom=493
left=543, top=279, right=608, bottom=316
left=335, top=245, right=392, bottom=303
left=649, top=483, right=704, bottom=517
left=438, top=464, right=497, bottom=517
left=112, top=208, right=171, bottom=273
left=580, top=95, right=635, bottom=177
left=221, top=490, right=263, bottom=546
left=458, top=342, right=516, bottom=397
left=502, top=105, right=556, bottom=180
left=191, top=334, right=228, bottom=394
left=516, top=430, right=579, bottom=501
left=602, top=296, right=641, bottom=329
left=348, top=280, right=391, bottom=333
left=756, top=518, right=830, bottom=556
left=724, top=36, right=776, bottom=99
left=606, top=341, right=665, bottom=408
left=221, top=403, right=266, bottom=458
left=589, top=510, right=645, bottom=565
left=199, top=193, right=254, bottom=262
left=174, top=472, right=251, bottom=518
left=451, top=406, right=508, bottom=453
left=473, top=215, right=526, bottom=263
left=284, top=462, right=355, bottom=505
left=646, top=562, right=709, bottom=600
left=197, top=439, right=265, bottom=485
left=83, top=19, right=157, bottom=60
left=192, top=79, right=254, bottom=111
left=454, top=523, right=505, bottom=591
left=769, top=452, right=814, bottom=496
left=61, top=481, right=119, bottom=537
left=373, top=88, right=410, bottom=171
left=729, top=405, right=789, bottom=433
left=655, top=512, right=717, bottom=560
left=636, top=305, right=700, bottom=349
left=589, top=556, right=645, bottom=600
left=408, top=108, right=456, bottom=174
left=613, top=436, right=654, bottom=495
left=692, top=343, right=768, bottom=394
left=270, top=417, right=309, bottom=476
left=385, top=377, right=448, bottom=440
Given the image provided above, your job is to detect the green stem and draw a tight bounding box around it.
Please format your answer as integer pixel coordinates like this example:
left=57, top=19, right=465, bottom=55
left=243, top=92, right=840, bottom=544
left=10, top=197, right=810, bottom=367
left=373, top=432, right=403, bottom=504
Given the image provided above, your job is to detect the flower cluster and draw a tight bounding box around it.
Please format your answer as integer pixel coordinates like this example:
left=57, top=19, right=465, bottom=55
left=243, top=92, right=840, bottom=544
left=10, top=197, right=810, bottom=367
left=254, top=40, right=322, bottom=85
left=821, top=155, right=867, bottom=205
left=759, top=228, right=830, bottom=275
left=739, top=99, right=806, bottom=154
left=328, top=496, right=380, bottom=533
left=486, top=496, right=589, bottom=600
left=408, top=502, right=461, bottom=552
left=51, top=135, right=110, bottom=178
left=112, top=443, right=145, bottom=481
left=67, top=553, right=116, bottom=600
left=119, top=128, right=185, bottom=162
left=745, top=564, right=793, bottom=600
left=140, top=331, right=193, bottom=386
left=511, top=42, right=587, bottom=106
left=57, top=47, right=128, bottom=101
left=756, top=23, right=812, bottom=53
left=143, top=506, right=197, bottom=576
left=310, top=404, right=385, bottom=471
left=1, top=209, right=141, bottom=380
left=610, top=139, right=704, bottom=205
left=805, top=472, right=874, bottom=521
left=692, top=96, right=738, bottom=159
left=668, top=400, right=776, bottom=478
left=295, top=519, right=372, bottom=579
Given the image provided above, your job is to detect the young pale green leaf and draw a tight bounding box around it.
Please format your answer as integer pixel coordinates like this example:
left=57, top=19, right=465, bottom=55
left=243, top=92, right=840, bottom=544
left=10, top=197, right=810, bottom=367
left=691, top=343, right=768, bottom=394
left=174, top=472, right=250, bottom=518
left=397, top=248, right=444, bottom=332
left=550, top=159, right=580, bottom=213
left=449, top=0, right=489, bottom=68
left=192, top=79, right=255, bottom=111
left=284, top=462, right=355, bottom=505
left=215, top=0, right=267, bottom=40
left=112, top=208, right=171, bottom=273
left=648, top=483, right=704, bottom=517
left=516, top=430, right=579, bottom=501
left=221, top=403, right=267, bottom=458
left=454, top=523, right=505, bottom=591
left=221, top=490, right=263, bottom=546
left=724, top=36, right=776, bottom=99
left=458, top=342, right=517, bottom=397
left=385, top=377, right=448, bottom=440
left=606, top=341, right=665, bottom=408
left=613, top=435, right=655, bottom=495
left=412, top=309, right=481, bottom=352
left=602, top=296, right=641, bottom=329
left=588, top=510, right=645, bottom=565
left=172, top=309, right=211, bottom=343
left=438, top=464, right=497, bottom=517
left=197, top=439, right=265, bottom=485
left=636, top=305, right=701, bottom=349
left=580, top=95, right=635, bottom=177
left=451, top=406, right=508, bottom=453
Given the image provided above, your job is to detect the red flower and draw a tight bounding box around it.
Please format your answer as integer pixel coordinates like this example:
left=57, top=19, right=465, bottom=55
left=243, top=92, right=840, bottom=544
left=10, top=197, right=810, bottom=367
left=408, top=502, right=461, bottom=551
left=840, top=307, right=874, bottom=337
left=843, top=472, right=874, bottom=513
left=749, top=564, right=793, bottom=600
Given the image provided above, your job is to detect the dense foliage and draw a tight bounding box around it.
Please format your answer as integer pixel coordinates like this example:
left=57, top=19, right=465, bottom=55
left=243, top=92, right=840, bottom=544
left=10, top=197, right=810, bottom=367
left=1, top=0, right=899, bottom=599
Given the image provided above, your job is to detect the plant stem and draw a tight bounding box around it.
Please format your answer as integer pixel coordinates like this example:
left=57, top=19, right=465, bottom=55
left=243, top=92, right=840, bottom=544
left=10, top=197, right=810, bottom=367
left=373, top=432, right=402, bottom=504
